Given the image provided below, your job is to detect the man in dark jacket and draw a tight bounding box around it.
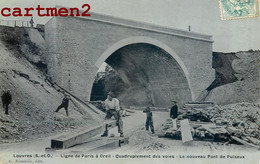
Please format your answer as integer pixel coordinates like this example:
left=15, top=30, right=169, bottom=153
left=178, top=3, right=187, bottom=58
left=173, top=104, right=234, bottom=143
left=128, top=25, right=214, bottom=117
left=55, top=95, right=70, bottom=116
left=170, top=101, right=178, bottom=130
left=1, top=89, right=12, bottom=115
left=143, top=107, right=154, bottom=134
left=170, top=101, right=178, bottom=119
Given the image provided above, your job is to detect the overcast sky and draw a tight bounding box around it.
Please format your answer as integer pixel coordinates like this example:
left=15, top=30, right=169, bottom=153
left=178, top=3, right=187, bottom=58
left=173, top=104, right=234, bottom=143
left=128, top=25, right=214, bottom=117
left=0, top=0, right=259, bottom=52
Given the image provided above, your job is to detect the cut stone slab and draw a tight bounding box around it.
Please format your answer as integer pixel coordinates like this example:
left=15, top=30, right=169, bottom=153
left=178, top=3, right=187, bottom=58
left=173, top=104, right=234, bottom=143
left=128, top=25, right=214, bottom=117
left=201, top=124, right=228, bottom=135
left=51, top=120, right=117, bottom=149
left=180, top=119, right=193, bottom=143
left=49, top=137, right=129, bottom=153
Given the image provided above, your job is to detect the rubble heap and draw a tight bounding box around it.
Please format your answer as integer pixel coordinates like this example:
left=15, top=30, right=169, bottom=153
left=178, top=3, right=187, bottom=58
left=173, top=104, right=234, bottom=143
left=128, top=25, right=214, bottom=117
left=163, top=102, right=260, bottom=148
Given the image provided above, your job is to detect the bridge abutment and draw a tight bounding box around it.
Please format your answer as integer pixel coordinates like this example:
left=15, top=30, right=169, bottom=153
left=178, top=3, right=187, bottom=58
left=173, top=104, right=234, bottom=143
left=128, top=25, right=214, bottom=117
left=45, top=14, right=214, bottom=107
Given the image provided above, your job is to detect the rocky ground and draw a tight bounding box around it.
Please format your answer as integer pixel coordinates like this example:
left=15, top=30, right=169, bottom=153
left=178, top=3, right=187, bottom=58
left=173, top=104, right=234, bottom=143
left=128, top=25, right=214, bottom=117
left=109, top=106, right=259, bottom=154
left=0, top=104, right=259, bottom=164
left=206, top=50, right=260, bottom=105
left=0, top=27, right=103, bottom=144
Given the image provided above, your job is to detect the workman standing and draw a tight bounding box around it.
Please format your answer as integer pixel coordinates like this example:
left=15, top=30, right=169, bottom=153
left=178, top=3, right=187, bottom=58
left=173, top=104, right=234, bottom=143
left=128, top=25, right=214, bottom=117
left=143, top=107, right=154, bottom=134
left=55, top=94, right=71, bottom=116
left=104, top=91, right=123, bottom=137
left=104, top=91, right=120, bottom=119
left=170, top=101, right=178, bottom=130
left=170, top=101, right=178, bottom=119
left=30, top=17, right=34, bottom=27
left=1, top=89, right=12, bottom=115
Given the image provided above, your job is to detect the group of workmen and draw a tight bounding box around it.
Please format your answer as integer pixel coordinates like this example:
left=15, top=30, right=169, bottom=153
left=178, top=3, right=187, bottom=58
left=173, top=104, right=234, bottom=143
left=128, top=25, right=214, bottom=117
left=102, top=91, right=178, bottom=137
left=1, top=88, right=70, bottom=116
left=1, top=88, right=178, bottom=138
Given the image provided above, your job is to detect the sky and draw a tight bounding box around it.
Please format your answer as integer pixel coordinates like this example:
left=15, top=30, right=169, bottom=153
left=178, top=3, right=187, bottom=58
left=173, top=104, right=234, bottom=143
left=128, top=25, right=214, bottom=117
left=0, top=0, right=259, bottom=52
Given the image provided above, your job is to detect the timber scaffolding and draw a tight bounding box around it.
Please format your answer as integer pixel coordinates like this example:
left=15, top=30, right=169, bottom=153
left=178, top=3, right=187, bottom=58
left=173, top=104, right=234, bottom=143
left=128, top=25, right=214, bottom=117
left=45, top=81, right=129, bottom=153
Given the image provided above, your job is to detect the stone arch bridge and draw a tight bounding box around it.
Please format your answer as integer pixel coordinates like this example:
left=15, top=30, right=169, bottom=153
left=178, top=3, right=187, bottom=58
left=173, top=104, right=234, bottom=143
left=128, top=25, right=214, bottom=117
left=45, top=12, right=215, bottom=108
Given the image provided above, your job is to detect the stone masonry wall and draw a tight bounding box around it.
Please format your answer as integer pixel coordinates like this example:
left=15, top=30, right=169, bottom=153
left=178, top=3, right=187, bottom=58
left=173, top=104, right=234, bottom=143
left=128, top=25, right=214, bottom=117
left=44, top=16, right=214, bottom=105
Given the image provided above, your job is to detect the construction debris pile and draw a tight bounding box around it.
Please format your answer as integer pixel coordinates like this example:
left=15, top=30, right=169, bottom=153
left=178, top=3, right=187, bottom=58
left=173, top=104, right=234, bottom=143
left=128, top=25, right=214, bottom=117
left=163, top=102, right=260, bottom=148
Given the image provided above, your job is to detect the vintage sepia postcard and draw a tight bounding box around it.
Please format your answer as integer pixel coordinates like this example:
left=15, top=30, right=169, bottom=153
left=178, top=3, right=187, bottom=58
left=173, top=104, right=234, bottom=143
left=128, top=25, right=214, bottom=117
left=0, top=0, right=259, bottom=164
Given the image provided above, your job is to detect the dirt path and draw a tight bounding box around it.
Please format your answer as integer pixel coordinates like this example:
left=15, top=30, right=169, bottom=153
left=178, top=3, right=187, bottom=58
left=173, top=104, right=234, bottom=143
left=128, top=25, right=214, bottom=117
left=1, top=110, right=257, bottom=154
left=0, top=110, right=259, bottom=164
left=0, top=129, right=73, bottom=153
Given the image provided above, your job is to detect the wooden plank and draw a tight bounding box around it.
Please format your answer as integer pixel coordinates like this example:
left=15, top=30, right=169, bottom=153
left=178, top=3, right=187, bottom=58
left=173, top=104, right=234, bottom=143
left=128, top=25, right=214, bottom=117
left=125, top=109, right=135, bottom=113
left=91, top=137, right=129, bottom=152
left=201, top=124, right=228, bottom=135
left=226, top=127, right=240, bottom=134
left=231, top=136, right=260, bottom=149
left=188, top=101, right=214, bottom=104
left=184, top=104, right=214, bottom=108
left=48, top=137, right=129, bottom=153
left=180, top=119, right=193, bottom=143
left=129, top=106, right=168, bottom=112
left=189, top=121, right=215, bottom=125
left=175, top=121, right=215, bottom=129
left=54, top=83, right=102, bottom=114
left=246, top=137, right=260, bottom=145
left=51, top=120, right=117, bottom=149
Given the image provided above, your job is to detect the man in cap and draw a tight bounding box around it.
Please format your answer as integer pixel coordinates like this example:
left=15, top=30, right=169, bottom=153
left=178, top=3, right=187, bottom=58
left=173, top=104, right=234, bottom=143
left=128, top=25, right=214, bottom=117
left=1, top=89, right=12, bottom=115
left=55, top=94, right=71, bottom=116
left=170, top=101, right=178, bottom=119
left=170, top=101, right=178, bottom=130
left=143, top=107, right=155, bottom=134
left=104, top=91, right=124, bottom=137
left=104, top=91, right=120, bottom=119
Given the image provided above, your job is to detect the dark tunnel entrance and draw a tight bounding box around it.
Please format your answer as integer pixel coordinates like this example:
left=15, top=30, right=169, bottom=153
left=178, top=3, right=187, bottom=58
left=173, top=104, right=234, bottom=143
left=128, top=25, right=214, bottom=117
left=90, top=43, right=191, bottom=108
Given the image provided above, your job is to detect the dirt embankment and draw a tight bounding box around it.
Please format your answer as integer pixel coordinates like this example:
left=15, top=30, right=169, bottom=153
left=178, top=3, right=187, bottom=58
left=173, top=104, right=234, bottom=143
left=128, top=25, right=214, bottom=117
left=0, top=26, right=103, bottom=143
left=206, top=50, right=260, bottom=105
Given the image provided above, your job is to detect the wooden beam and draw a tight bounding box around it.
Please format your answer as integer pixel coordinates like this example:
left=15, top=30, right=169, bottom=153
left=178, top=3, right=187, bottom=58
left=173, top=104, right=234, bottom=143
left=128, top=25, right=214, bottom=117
left=184, top=104, right=214, bottom=108
left=54, top=83, right=102, bottom=115
left=90, top=137, right=129, bottom=152
left=129, top=106, right=168, bottom=112
left=51, top=120, right=117, bottom=149
left=231, top=136, right=260, bottom=149
left=47, top=137, right=129, bottom=153
left=188, top=101, right=214, bottom=104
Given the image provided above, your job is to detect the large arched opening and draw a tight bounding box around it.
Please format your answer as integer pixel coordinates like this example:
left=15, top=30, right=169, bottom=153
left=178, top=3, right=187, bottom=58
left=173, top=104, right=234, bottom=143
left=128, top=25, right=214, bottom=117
left=90, top=37, right=192, bottom=108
